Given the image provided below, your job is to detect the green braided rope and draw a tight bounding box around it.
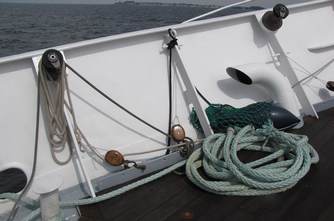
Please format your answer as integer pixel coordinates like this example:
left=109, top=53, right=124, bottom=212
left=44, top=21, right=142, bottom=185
left=23, top=208, right=41, bottom=221
left=186, top=124, right=319, bottom=196
left=0, top=193, right=38, bottom=210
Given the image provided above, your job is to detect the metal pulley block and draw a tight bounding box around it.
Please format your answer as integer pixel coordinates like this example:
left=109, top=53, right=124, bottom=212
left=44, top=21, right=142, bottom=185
left=262, top=4, right=289, bottom=31
left=171, top=124, right=186, bottom=142
left=41, top=49, right=64, bottom=81
left=169, top=124, right=194, bottom=158
left=179, top=138, right=195, bottom=158
left=168, top=140, right=195, bottom=158
left=105, top=150, right=146, bottom=170
left=273, top=4, right=289, bottom=19
left=105, top=150, right=125, bottom=166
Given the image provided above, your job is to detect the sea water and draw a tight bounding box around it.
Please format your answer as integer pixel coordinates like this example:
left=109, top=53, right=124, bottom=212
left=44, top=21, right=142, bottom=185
left=0, top=2, right=262, bottom=58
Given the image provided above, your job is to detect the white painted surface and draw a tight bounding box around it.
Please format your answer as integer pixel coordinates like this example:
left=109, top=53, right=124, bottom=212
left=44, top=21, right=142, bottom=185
left=0, top=0, right=333, bottom=218
left=227, top=63, right=301, bottom=118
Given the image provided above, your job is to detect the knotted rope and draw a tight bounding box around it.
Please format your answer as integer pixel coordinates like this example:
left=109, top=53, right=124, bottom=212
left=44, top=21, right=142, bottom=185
left=186, top=124, right=319, bottom=195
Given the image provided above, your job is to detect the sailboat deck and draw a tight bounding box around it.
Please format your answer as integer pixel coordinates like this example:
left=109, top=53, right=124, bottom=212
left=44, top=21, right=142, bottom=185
left=79, top=107, right=334, bottom=221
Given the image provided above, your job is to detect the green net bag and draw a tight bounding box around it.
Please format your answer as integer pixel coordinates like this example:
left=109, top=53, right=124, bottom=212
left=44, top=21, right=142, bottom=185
left=190, top=102, right=272, bottom=133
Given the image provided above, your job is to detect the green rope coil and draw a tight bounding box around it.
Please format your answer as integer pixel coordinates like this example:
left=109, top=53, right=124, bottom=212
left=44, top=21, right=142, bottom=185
left=186, top=124, right=319, bottom=196
left=190, top=102, right=272, bottom=133
left=0, top=193, right=38, bottom=210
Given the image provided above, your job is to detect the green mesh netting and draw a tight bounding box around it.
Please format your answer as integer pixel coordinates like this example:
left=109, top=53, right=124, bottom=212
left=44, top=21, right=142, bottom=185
left=190, top=102, right=272, bottom=133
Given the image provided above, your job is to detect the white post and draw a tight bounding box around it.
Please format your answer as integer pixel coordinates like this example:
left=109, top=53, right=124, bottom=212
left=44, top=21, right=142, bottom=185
left=33, top=174, right=63, bottom=221
left=39, top=189, right=60, bottom=221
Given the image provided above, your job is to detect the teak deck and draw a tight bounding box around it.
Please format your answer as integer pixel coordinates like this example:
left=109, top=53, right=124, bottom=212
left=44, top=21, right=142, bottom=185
left=79, top=108, right=334, bottom=221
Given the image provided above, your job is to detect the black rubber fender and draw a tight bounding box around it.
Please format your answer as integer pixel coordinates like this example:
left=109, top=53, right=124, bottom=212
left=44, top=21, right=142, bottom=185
left=269, top=104, right=300, bottom=130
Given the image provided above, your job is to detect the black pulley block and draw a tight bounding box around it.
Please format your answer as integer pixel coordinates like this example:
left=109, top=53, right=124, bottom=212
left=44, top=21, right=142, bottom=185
left=262, top=4, right=289, bottom=32
left=273, top=4, right=289, bottom=19
left=41, top=49, right=64, bottom=81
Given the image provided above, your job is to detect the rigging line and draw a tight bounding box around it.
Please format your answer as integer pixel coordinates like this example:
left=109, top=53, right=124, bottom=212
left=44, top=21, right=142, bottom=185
left=166, top=29, right=179, bottom=154
left=65, top=63, right=170, bottom=138
left=293, top=67, right=326, bottom=84
left=64, top=74, right=104, bottom=160
left=288, top=55, right=334, bottom=88
left=172, top=66, right=180, bottom=125
left=182, top=0, right=256, bottom=23
left=195, top=87, right=212, bottom=105
left=167, top=47, right=173, bottom=147
left=123, top=139, right=203, bottom=157
left=7, top=74, right=41, bottom=221
left=286, top=55, right=313, bottom=75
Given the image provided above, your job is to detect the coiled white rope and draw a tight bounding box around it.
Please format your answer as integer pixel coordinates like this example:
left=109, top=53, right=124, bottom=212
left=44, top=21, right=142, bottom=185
left=40, top=61, right=106, bottom=163
left=39, top=62, right=72, bottom=164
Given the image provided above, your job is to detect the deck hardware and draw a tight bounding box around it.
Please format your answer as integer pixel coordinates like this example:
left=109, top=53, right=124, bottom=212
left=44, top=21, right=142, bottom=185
left=226, top=64, right=301, bottom=119
left=124, top=160, right=146, bottom=170
left=63, top=110, right=97, bottom=198
left=171, top=124, right=186, bottom=142
left=105, top=150, right=125, bottom=166
left=170, top=36, right=213, bottom=136
left=179, top=138, right=194, bottom=158
left=164, top=28, right=212, bottom=136
left=33, top=52, right=97, bottom=198
left=262, top=4, right=289, bottom=31
left=166, top=28, right=179, bottom=149
left=41, top=49, right=64, bottom=81
left=308, top=41, right=334, bottom=51
left=182, top=211, right=194, bottom=220
left=168, top=28, right=177, bottom=40
left=255, top=13, right=318, bottom=118
left=326, top=81, right=334, bottom=91
left=273, top=4, right=289, bottom=19
left=39, top=189, right=61, bottom=221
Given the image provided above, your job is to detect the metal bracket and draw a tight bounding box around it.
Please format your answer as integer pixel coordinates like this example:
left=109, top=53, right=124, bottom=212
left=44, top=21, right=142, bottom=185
left=165, top=30, right=212, bottom=137
left=254, top=14, right=318, bottom=118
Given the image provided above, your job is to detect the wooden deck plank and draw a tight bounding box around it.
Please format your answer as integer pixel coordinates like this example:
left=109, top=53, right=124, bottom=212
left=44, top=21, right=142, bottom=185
left=80, top=108, right=334, bottom=221
left=96, top=172, right=192, bottom=220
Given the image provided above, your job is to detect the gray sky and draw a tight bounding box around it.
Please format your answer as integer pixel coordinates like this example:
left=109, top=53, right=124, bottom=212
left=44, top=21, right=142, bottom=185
left=0, top=0, right=314, bottom=7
